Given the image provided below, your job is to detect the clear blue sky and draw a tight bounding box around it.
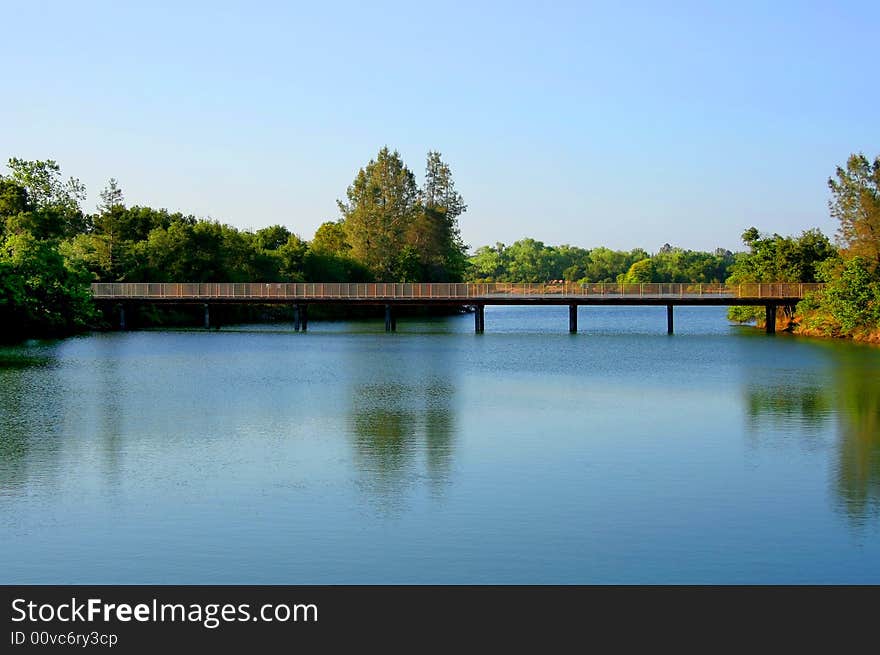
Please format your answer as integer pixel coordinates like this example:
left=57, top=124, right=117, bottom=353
left=3, top=0, right=877, bottom=252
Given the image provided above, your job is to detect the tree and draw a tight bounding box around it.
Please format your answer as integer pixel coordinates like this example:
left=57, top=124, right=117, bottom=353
left=409, top=151, right=468, bottom=280
left=726, top=227, right=835, bottom=324
left=728, top=227, right=834, bottom=284
left=829, top=153, right=880, bottom=269
left=311, top=220, right=350, bottom=256
left=2, top=158, right=88, bottom=237
left=337, top=148, right=468, bottom=281
left=0, top=178, right=30, bottom=236
left=820, top=257, right=880, bottom=333
left=624, top=258, right=654, bottom=283
left=0, top=175, right=96, bottom=340
left=338, top=147, right=419, bottom=280
left=90, top=179, right=127, bottom=279
left=255, top=224, right=292, bottom=251
left=468, top=243, right=507, bottom=281
left=505, top=238, right=558, bottom=282
left=277, top=234, right=308, bottom=280
left=98, top=178, right=124, bottom=213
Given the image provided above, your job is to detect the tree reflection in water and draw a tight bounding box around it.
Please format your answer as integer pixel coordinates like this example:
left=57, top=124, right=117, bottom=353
left=0, top=350, right=59, bottom=489
left=348, top=378, right=456, bottom=502
left=745, top=344, right=880, bottom=524
left=345, top=331, right=458, bottom=504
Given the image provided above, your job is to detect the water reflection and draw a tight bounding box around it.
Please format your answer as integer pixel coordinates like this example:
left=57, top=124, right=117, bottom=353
left=0, top=350, right=59, bottom=487
left=832, top=349, right=880, bottom=523
left=350, top=382, right=419, bottom=491
left=0, top=374, right=30, bottom=465
left=345, top=338, right=458, bottom=502
left=94, top=339, right=125, bottom=490
left=744, top=344, right=880, bottom=523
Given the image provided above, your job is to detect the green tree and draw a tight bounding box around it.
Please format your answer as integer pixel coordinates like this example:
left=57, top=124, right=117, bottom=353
left=0, top=222, right=96, bottom=340
left=338, top=147, right=419, bottom=280
left=829, top=153, right=880, bottom=269
left=407, top=151, right=468, bottom=281
left=624, top=258, right=654, bottom=283
left=820, top=257, right=880, bottom=333
left=727, top=227, right=835, bottom=323
left=468, top=243, right=506, bottom=281
left=0, top=165, right=96, bottom=340
left=277, top=234, right=308, bottom=280
left=255, top=224, right=291, bottom=251
left=311, top=220, right=350, bottom=256
left=3, top=158, right=88, bottom=238
left=88, top=178, right=127, bottom=279
left=504, top=239, right=557, bottom=282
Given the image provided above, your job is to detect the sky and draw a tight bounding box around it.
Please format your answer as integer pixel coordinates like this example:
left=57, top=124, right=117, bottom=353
left=2, top=0, right=878, bottom=252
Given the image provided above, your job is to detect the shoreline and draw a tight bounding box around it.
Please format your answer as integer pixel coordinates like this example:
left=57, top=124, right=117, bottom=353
left=744, top=313, right=880, bottom=346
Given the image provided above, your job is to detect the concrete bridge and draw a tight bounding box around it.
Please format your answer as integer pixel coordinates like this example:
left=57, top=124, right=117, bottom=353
left=91, top=282, right=822, bottom=334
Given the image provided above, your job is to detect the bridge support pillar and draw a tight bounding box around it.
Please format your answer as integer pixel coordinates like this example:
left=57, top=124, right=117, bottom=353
left=203, top=304, right=210, bottom=329
left=667, top=304, right=674, bottom=335
left=301, top=304, right=308, bottom=332
left=475, top=304, right=485, bottom=333
left=765, top=305, right=777, bottom=334
left=569, top=304, right=578, bottom=333
left=385, top=304, right=395, bottom=332
left=119, top=305, right=126, bottom=330
left=293, top=304, right=301, bottom=332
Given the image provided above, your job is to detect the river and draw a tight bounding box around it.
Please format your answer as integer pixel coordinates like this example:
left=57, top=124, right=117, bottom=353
left=1, top=305, right=879, bottom=583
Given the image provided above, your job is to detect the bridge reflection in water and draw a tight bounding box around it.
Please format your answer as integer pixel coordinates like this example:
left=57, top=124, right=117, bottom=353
left=91, top=282, right=823, bottom=335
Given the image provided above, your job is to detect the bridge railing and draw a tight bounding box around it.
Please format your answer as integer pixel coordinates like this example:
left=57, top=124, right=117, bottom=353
left=90, top=282, right=824, bottom=300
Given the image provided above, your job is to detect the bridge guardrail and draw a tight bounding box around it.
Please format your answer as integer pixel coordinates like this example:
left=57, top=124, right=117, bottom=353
left=90, top=282, right=824, bottom=300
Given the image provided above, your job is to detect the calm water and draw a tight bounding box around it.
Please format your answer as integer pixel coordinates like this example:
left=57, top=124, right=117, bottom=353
left=2, top=306, right=879, bottom=583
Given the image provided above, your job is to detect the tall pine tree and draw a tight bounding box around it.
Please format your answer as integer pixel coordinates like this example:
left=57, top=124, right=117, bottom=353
left=337, top=147, right=419, bottom=280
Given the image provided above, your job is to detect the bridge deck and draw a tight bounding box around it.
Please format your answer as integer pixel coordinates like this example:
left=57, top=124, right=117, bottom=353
left=91, top=282, right=820, bottom=306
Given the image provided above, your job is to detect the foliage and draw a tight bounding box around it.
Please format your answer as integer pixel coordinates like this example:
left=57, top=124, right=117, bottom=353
left=0, top=225, right=96, bottom=340
left=725, top=227, right=835, bottom=323
left=1, top=150, right=470, bottom=339
left=311, top=220, right=350, bottom=256
left=797, top=256, right=880, bottom=337
left=4, top=158, right=88, bottom=238
left=337, top=147, right=420, bottom=280
left=821, top=257, right=880, bottom=333
left=623, top=258, right=654, bottom=283
left=337, top=148, right=468, bottom=281
left=793, top=153, right=880, bottom=339
left=467, top=241, right=732, bottom=285
left=0, top=162, right=97, bottom=340
left=7, top=150, right=878, bottom=342
left=829, top=153, right=880, bottom=268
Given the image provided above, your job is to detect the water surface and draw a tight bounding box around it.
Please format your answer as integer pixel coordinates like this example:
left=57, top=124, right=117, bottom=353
left=1, top=306, right=879, bottom=583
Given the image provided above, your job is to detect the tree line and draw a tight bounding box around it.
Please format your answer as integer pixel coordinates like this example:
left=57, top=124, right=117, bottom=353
left=1, top=149, right=878, bottom=342
left=0, top=148, right=466, bottom=339
left=713, top=153, right=879, bottom=341
left=467, top=240, right=736, bottom=284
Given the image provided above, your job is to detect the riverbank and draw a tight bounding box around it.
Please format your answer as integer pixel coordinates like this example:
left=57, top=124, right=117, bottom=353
left=750, top=307, right=880, bottom=345
left=793, top=323, right=880, bottom=344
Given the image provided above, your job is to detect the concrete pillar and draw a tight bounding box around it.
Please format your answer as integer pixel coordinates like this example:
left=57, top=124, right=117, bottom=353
left=475, top=304, right=485, bottom=333
left=300, top=305, right=308, bottom=332
left=667, top=304, right=674, bottom=335
left=385, top=304, right=392, bottom=332
left=203, top=304, right=210, bottom=329
left=119, top=305, right=126, bottom=330
left=569, top=304, right=578, bottom=333
left=765, top=304, right=777, bottom=334
left=293, top=304, right=301, bottom=332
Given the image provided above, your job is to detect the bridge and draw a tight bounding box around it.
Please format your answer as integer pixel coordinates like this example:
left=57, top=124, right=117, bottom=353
left=91, top=282, right=822, bottom=334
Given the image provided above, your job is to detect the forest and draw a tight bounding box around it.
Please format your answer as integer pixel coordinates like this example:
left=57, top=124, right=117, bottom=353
left=1, top=150, right=878, bottom=342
